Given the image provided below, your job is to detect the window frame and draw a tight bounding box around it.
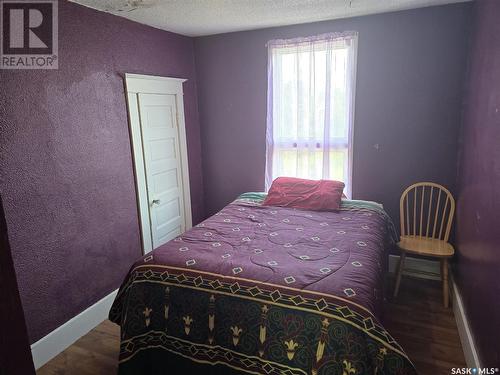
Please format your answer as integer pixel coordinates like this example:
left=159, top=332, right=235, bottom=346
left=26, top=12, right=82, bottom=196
left=265, top=33, right=358, bottom=198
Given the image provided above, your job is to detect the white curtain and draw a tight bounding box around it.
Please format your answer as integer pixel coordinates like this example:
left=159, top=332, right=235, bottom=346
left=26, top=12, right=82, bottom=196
left=265, top=32, right=358, bottom=197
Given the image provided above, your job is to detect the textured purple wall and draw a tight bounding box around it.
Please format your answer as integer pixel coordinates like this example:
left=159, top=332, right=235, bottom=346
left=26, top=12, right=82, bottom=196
left=194, top=4, right=471, bottom=224
left=0, top=1, right=204, bottom=343
left=456, top=0, right=500, bottom=366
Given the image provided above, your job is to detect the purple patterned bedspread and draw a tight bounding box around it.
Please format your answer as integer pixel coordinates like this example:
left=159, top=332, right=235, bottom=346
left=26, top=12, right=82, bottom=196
left=110, top=194, right=416, bottom=374
left=158, top=196, right=389, bottom=314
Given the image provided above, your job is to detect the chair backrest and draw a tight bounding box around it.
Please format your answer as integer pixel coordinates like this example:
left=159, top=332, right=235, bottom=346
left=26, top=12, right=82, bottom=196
left=400, top=182, right=455, bottom=242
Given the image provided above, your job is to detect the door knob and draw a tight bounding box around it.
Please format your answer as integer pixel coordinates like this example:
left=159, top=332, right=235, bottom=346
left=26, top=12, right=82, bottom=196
left=152, top=199, right=161, bottom=205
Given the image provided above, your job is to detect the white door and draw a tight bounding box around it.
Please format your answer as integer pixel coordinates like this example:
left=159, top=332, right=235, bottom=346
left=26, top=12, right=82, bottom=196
left=138, top=93, right=185, bottom=248
left=125, top=74, right=192, bottom=254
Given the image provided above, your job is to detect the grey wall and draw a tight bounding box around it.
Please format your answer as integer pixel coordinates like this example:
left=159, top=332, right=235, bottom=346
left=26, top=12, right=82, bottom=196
left=194, top=4, right=472, bottom=226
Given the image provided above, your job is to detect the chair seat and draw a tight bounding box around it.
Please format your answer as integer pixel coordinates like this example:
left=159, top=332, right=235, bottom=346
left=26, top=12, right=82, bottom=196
left=397, top=236, right=454, bottom=257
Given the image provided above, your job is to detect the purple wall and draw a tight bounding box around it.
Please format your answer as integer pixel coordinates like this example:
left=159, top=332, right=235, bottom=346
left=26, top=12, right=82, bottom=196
left=0, top=1, right=204, bottom=343
left=0, top=195, right=35, bottom=374
left=456, top=0, right=500, bottom=366
left=194, top=4, right=472, bottom=223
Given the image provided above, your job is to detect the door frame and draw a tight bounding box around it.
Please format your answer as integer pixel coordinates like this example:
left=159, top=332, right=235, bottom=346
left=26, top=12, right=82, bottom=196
left=124, top=73, right=192, bottom=254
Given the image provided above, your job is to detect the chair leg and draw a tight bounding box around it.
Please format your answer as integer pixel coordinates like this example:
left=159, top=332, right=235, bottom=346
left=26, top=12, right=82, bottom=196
left=394, top=252, right=406, bottom=298
left=441, top=258, right=449, bottom=308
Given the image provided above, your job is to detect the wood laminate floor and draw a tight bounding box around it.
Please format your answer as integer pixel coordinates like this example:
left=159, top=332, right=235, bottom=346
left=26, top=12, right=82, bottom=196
left=384, top=276, right=466, bottom=374
left=38, top=276, right=466, bottom=375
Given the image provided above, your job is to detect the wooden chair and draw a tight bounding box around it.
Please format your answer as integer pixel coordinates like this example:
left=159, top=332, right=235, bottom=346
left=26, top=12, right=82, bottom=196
left=393, top=182, right=455, bottom=307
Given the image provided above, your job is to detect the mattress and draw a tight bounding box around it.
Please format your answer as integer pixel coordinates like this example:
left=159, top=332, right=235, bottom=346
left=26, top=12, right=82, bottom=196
left=109, top=192, right=416, bottom=374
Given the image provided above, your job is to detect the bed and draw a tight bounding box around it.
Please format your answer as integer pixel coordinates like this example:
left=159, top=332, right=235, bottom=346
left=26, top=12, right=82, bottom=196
left=109, top=192, right=417, bottom=374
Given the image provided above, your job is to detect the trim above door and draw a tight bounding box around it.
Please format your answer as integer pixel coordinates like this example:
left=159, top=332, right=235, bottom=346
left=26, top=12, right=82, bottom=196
left=124, top=73, right=192, bottom=254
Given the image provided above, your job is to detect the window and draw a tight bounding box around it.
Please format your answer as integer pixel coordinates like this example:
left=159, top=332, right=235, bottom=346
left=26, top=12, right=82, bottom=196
left=265, top=32, right=358, bottom=197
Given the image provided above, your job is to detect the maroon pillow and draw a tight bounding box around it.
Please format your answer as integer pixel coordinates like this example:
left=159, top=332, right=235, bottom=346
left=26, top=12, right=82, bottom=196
left=263, top=177, right=345, bottom=211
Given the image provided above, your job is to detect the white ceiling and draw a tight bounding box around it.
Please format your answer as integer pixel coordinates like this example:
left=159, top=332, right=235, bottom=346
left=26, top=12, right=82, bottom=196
left=70, top=0, right=471, bottom=37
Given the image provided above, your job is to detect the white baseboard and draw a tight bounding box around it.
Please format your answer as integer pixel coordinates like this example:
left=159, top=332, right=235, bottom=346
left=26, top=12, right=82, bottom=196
left=388, top=254, right=441, bottom=280
left=31, top=289, right=118, bottom=370
left=28, top=259, right=481, bottom=370
left=451, top=276, right=482, bottom=369
left=388, top=254, right=482, bottom=368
